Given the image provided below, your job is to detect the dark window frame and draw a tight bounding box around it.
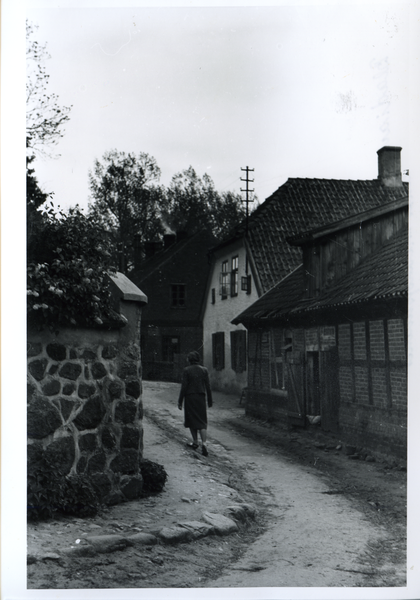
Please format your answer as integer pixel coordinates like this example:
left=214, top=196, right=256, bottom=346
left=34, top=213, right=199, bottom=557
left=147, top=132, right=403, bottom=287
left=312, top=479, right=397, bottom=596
left=162, top=335, right=181, bottom=362
left=212, top=331, right=225, bottom=370
left=220, top=260, right=230, bottom=299
left=231, top=256, right=239, bottom=297
left=241, top=275, right=252, bottom=294
left=170, top=283, right=186, bottom=308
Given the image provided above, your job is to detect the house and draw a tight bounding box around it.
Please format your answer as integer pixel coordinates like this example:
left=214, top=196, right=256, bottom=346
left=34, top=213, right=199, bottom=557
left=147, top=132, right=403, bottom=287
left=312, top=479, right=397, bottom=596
left=203, top=146, right=408, bottom=396
left=233, top=146, right=408, bottom=458
left=129, top=230, right=215, bottom=382
left=202, top=234, right=260, bottom=395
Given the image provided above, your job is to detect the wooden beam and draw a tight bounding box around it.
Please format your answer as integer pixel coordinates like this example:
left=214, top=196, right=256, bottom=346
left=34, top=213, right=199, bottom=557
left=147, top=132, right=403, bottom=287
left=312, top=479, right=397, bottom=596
left=383, top=319, right=393, bottom=409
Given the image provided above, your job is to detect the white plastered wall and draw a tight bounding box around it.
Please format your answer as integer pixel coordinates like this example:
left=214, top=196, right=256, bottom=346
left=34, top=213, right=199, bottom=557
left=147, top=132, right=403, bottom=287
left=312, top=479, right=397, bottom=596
left=202, top=240, right=259, bottom=395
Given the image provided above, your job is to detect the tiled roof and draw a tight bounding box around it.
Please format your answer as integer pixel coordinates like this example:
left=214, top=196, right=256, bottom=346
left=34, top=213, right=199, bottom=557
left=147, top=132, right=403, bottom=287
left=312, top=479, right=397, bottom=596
left=234, top=229, right=407, bottom=325
left=232, top=264, right=305, bottom=324
left=222, top=178, right=408, bottom=294
left=130, top=230, right=215, bottom=283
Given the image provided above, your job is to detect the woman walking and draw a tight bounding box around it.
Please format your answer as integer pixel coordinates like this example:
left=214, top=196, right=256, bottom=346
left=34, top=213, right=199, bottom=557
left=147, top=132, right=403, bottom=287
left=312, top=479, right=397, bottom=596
left=178, top=351, right=213, bottom=456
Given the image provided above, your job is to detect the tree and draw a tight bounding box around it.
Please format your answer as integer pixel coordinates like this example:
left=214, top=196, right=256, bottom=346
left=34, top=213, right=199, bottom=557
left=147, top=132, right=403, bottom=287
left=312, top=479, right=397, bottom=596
left=27, top=205, right=117, bottom=330
left=26, top=20, right=72, bottom=234
left=26, top=154, right=52, bottom=241
left=27, top=156, right=50, bottom=212
left=163, top=166, right=249, bottom=241
left=88, top=149, right=166, bottom=272
left=26, top=21, right=72, bottom=160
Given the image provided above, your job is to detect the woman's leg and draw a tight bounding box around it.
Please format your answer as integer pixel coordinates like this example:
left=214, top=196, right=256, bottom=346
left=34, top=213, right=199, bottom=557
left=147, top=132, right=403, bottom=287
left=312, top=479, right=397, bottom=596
left=189, top=428, right=198, bottom=444
left=198, top=429, right=207, bottom=444
left=199, top=430, right=208, bottom=456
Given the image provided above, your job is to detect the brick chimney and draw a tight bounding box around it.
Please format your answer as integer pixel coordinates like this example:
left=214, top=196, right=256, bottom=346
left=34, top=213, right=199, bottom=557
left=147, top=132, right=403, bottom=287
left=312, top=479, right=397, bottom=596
left=377, top=146, right=402, bottom=187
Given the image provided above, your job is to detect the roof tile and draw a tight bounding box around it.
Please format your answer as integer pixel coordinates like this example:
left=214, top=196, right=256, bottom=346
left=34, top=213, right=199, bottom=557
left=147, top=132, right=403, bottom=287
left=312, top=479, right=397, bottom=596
left=235, top=229, right=408, bottom=324
left=243, top=178, right=408, bottom=292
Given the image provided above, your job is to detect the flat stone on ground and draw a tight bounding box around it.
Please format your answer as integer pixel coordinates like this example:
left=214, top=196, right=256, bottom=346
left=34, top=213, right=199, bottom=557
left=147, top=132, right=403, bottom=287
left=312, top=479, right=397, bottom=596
left=223, top=503, right=256, bottom=522
left=85, top=534, right=129, bottom=553
left=126, top=532, right=157, bottom=546
left=177, top=520, right=215, bottom=539
left=157, top=526, right=193, bottom=544
left=201, top=512, right=239, bottom=535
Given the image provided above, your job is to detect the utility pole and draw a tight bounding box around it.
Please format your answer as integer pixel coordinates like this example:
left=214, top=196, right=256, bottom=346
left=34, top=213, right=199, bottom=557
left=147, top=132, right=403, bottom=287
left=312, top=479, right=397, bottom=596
left=241, top=166, right=254, bottom=277
left=240, top=166, right=255, bottom=235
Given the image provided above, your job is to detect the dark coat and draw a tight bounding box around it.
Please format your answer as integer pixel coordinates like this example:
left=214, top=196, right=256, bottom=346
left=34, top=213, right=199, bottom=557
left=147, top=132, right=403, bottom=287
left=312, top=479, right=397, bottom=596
left=178, top=364, right=213, bottom=407
left=178, top=364, right=213, bottom=430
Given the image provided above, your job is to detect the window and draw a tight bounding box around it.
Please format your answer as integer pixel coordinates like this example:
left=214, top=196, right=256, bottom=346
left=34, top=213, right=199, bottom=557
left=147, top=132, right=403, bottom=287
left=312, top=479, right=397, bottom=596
left=212, top=332, right=225, bottom=370
left=231, top=256, right=239, bottom=296
left=211, top=288, right=216, bottom=304
left=231, top=330, right=247, bottom=373
left=219, top=261, right=230, bottom=299
left=241, top=275, right=252, bottom=294
left=162, top=335, right=180, bottom=362
left=269, top=329, right=292, bottom=390
left=171, top=284, right=186, bottom=307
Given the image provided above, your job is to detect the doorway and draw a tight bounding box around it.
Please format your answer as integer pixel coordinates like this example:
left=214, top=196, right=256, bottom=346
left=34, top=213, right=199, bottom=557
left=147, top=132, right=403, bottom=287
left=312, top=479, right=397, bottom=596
left=306, top=351, right=320, bottom=416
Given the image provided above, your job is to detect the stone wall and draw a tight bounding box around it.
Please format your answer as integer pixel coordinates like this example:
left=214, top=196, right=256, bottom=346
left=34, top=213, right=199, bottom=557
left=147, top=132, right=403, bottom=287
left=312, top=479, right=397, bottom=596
left=27, top=273, right=148, bottom=506
left=28, top=327, right=144, bottom=505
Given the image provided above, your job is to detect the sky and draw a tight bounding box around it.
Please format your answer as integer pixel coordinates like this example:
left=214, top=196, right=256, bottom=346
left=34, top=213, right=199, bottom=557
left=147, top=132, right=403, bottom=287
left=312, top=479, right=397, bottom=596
left=23, top=1, right=414, bottom=212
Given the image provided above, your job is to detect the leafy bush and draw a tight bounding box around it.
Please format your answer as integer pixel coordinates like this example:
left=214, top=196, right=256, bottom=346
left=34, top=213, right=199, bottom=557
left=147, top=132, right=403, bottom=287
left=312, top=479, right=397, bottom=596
left=27, top=204, right=116, bottom=330
left=140, top=459, right=168, bottom=494
left=27, top=454, right=64, bottom=520
left=60, top=474, right=100, bottom=518
left=27, top=454, right=100, bottom=521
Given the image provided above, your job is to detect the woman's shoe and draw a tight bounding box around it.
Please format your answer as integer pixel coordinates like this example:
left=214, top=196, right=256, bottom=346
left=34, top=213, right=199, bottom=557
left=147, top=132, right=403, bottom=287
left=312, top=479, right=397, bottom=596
left=202, top=445, right=208, bottom=457
left=187, top=442, right=199, bottom=450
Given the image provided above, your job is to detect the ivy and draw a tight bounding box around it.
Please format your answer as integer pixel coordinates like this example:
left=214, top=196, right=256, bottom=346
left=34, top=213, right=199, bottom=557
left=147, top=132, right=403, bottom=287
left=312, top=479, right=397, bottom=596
left=27, top=454, right=100, bottom=521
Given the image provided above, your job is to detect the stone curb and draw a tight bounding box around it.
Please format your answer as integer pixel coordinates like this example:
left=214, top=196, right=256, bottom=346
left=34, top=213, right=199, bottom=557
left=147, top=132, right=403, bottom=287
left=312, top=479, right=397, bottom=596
left=27, top=503, right=257, bottom=563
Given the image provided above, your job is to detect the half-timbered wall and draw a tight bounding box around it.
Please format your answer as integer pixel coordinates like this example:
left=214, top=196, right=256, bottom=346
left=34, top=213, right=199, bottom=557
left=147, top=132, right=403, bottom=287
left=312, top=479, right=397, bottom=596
left=338, top=317, right=407, bottom=457
left=245, top=314, right=407, bottom=458
left=246, top=328, right=289, bottom=421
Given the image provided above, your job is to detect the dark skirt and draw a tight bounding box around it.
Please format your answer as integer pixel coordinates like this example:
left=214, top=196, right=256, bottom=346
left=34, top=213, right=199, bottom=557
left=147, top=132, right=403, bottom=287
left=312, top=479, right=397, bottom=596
left=184, top=393, right=207, bottom=430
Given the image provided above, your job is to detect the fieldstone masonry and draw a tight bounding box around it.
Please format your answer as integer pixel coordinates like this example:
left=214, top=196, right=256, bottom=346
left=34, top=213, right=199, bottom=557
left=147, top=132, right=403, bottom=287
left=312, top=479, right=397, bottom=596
left=27, top=273, right=148, bottom=506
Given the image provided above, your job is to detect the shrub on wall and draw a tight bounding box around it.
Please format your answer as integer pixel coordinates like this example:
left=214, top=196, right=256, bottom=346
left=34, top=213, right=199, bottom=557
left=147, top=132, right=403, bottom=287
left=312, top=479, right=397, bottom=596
left=27, top=204, right=117, bottom=330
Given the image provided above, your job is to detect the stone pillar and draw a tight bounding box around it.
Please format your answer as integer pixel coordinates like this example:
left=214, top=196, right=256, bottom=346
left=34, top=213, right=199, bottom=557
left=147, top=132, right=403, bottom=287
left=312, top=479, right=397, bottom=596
left=27, top=273, right=148, bottom=506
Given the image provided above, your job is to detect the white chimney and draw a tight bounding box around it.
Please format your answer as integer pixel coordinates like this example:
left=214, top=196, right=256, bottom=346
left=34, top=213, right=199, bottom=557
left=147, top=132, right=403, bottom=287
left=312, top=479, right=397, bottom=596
left=377, top=146, right=402, bottom=187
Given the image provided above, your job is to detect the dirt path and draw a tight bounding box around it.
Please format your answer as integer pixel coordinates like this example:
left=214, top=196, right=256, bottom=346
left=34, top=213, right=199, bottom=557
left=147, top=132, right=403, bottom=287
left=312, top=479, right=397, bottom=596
left=145, top=382, right=406, bottom=588
left=26, top=381, right=406, bottom=591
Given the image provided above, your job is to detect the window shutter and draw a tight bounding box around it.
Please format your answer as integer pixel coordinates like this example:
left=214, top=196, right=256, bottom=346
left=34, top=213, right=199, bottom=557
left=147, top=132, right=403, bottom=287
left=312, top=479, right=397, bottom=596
left=230, top=331, right=237, bottom=371
left=219, top=332, right=225, bottom=369
left=246, top=275, right=252, bottom=294
left=212, top=333, right=217, bottom=368
left=212, top=332, right=225, bottom=370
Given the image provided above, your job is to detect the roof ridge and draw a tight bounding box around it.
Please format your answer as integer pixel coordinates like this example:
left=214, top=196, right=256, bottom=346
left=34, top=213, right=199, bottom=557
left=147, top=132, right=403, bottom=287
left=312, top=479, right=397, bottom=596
left=130, top=230, right=214, bottom=282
